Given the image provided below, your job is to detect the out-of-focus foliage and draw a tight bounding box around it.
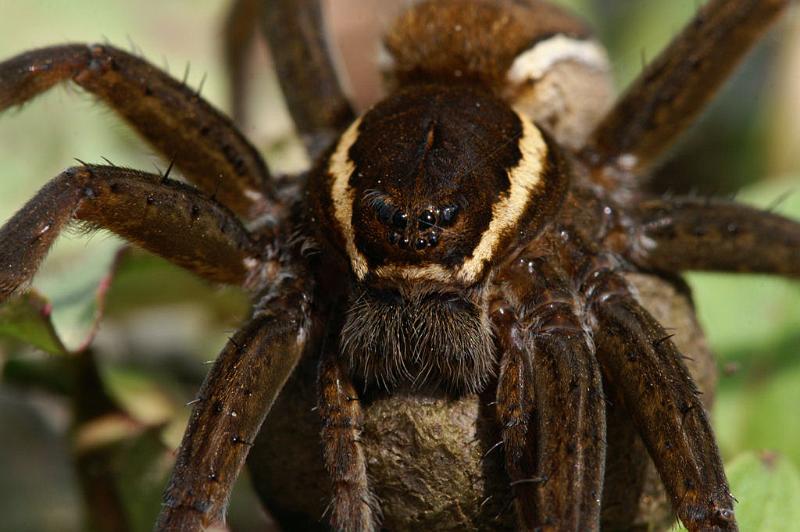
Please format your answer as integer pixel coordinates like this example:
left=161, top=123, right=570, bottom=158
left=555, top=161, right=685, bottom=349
left=672, top=451, right=800, bottom=532
left=0, top=1, right=798, bottom=531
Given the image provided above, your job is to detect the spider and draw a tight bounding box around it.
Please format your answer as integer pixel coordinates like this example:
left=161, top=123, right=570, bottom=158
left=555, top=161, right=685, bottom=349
left=0, top=0, right=798, bottom=531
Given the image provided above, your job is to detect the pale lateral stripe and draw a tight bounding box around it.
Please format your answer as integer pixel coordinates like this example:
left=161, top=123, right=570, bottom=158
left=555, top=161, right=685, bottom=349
left=329, top=117, right=369, bottom=280
left=374, top=264, right=455, bottom=283
left=457, top=113, right=547, bottom=284
left=507, top=34, right=609, bottom=84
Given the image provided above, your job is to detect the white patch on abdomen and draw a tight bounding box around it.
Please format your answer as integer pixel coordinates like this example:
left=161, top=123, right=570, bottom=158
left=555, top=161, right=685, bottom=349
left=507, top=34, right=609, bottom=84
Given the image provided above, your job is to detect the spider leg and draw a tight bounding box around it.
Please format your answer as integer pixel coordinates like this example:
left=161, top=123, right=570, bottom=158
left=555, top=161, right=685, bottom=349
left=222, top=0, right=264, bottom=126
left=494, top=255, right=606, bottom=531
left=581, top=0, right=788, bottom=179
left=494, top=311, right=537, bottom=527
left=0, top=44, right=274, bottom=220
left=586, top=270, right=736, bottom=531
left=156, top=269, right=313, bottom=530
left=599, top=389, right=652, bottom=529
left=318, top=347, right=378, bottom=532
left=628, top=198, right=800, bottom=277
left=261, top=0, right=356, bottom=158
left=0, top=164, right=261, bottom=300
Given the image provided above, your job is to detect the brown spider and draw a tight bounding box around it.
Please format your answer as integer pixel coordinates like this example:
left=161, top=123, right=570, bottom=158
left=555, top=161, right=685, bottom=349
left=0, top=0, right=798, bottom=531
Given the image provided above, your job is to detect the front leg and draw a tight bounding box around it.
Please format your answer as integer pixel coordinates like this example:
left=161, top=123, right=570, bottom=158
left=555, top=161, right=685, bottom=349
left=0, top=164, right=260, bottom=300
left=157, top=268, right=313, bottom=530
left=0, top=44, right=273, bottom=219
left=628, top=197, right=800, bottom=277
left=494, top=255, right=606, bottom=531
left=318, top=349, right=378, bottom=531
left=585, top=268, right=736, bottom=531
left=261, top=0, right=356, bottom=157
left=582, top=0, right=788, bottom=179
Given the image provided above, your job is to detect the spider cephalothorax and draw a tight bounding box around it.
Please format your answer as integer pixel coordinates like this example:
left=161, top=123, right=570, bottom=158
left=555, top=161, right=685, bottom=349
left=309, top=82, right=568, bottom=392
left=0, top=0, right=798, bottom=531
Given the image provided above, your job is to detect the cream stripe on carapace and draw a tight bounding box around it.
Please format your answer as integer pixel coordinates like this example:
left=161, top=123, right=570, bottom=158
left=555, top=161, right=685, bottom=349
left=374, top=263, right=454, bottom=283
left=456, top=113, right=547, bottom=284
left=329, top=117, right=369, bottom=280
left=507, top=34, right=609, bottom=84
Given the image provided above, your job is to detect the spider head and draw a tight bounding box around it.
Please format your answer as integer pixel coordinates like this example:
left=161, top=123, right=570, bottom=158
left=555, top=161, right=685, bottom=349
left=309, top=84, right=569, bottom=291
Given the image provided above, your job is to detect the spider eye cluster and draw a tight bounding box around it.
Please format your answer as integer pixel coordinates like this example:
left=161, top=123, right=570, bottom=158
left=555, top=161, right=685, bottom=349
left=376, top=204, right=460, bottom=251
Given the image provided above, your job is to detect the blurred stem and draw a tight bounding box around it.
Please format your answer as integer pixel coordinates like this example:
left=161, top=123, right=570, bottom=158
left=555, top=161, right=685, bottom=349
left=71, top=349, right=131, bottom=532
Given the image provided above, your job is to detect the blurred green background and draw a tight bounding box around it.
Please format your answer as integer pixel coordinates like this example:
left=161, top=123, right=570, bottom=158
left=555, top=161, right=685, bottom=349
left=0, top=1, right=798, bottom=530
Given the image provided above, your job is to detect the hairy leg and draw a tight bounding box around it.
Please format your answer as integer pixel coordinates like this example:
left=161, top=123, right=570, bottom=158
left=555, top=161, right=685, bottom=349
left=495, top=255, right=606, bottom=531
left=599, top=392, right=651, bottom=529
left=261, top=0, right=356, bottom=157
left=0, top=164, right=260, bottom=300
left=494, top=309, right=537, bottom=527
left=582, top=0, right=788, bottom=179
left=587, top=271, right=736, bottom=531
left=318, top=348, right=377, bottom=532
left=628, top=198, right=800, bottom=277
left=0, top=44, right=274, bottom=219
left=157, top=268, right=313, bottom=530
left=223, top=0, right=264, bottom=126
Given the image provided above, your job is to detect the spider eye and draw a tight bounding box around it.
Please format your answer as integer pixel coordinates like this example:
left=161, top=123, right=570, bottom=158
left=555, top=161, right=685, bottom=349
left=418, top=209, right=436, bottom=229
left=392, top=211, right=408, bottom=229
left=376, top=204, right=394, bottom=225
left=440, top=205, right=459, bottom=226
left=428, top=230, right=440, bottom=247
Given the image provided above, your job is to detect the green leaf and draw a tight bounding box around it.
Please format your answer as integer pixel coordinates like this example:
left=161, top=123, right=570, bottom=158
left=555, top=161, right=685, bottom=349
left=0, top=240, right=122, bottom=355
left=33, top=236, right=122, bottom=351
left=671, top=451, right=800, bottom=532
left=103, top=247, right=247, bottom=320
left=727, top=452, right=800, bottom=531
left=101, top=366, right=178, bottom=427
left=687, top=176, right=800, bottom=356
left=0, top=291, right=67, bottom=355
left=114, top=428, right=174, bottom=532
left=716, top=359, right=800, bottom=467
